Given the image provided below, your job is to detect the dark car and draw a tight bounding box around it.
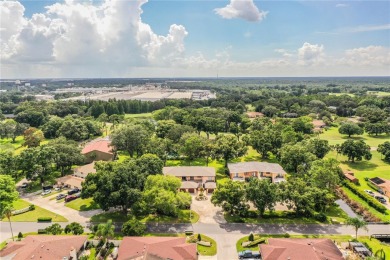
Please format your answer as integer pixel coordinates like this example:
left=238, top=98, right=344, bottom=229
left=238, top=250, right=261, bottom=259
left=43, top=185, right=53, bottom=191
left=65, top=195, right=77, bottom=202
left=21, top=183, right=28, bottom=189
left=375, top=196, right=387, bottom=204
left=56, top=194, right=66, bottom=200
left=68, top=188, right=80, bottom=195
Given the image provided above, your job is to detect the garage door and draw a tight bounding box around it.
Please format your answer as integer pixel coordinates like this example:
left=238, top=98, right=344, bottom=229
left=188, top=188, right=195, bottom=193
left=207, top=189, right=214, bottom=193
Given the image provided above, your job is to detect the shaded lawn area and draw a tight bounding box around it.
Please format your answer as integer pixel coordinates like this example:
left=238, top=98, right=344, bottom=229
left=124, top=113, right=153, bottom=119
left=341, top=187, right=390, bottom=222
left=2, top=199, right=68, bottom=222
left=225, top=205, right=348, bottom=224
left=0, top=136, right=24, bottom=154
left=65, top=198, right=100, bottom=211
left=90, top=210, right=199, bottom=224
left=236, top=234, right=354, bottom=252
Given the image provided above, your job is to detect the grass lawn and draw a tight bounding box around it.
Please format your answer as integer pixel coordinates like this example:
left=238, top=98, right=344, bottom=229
left=0, top=136, right=24, bottom=154
left=359, top=236, right=390, bottom=257
left=367, top=91, right=390, bottom=96
left=236, top=234, right=354, bottom=252
left=65, top=198, right=100, bottom=211
left=2, top=199, right=68, bottom=222
left=193, top=234, right=217, bottom=256
left=225, top=205, right=347, bottom=224
left=90, top=210, right=199, bottom=224
left=124, top=113, right=152, bottom=119
left=88, top=248, right=96, bottom=260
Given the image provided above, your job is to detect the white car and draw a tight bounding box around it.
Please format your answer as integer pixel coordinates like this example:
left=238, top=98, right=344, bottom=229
left=364, top=190, right=375, bottom=196
left=41, top=189, right=52, bottom=196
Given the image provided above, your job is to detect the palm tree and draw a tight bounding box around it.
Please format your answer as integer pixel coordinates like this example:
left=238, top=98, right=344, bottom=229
left=96, top=219, right=115, bottom=243
left=346, top=217, right=368, bottom=239
left=3, top=206, right=15, bottom=241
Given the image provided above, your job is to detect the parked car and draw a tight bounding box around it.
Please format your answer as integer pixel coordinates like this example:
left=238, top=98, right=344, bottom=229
left=21, top=183, right=28, bottom=189
left=364, top=190, right=375, bottom=197
left=41, top=189, right=52, bottom=196
left=54, top=186, right=63, bottom=191
left=238, top=250, right=261, bottom=259
left=56, top=194, right=66, bottom=200
left=43, top=185, right=53, bottom=191
left=65, top=195, right=77, bottom=202
left=68, top=188, right=80, bottom=195
left=375, top=196, right=387, bottom=204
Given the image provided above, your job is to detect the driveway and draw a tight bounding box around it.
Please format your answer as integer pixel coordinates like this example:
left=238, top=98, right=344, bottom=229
left=191, top=194, right=225, bottom=224
left=21, top=192, right=102, bottom=223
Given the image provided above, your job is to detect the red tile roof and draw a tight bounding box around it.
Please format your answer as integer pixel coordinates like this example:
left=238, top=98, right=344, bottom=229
left=117, top=237, right=197, bottom=260
left=0, top=235, right=87, bottom=260
left=260, top=238, right=343, bottom=260
left=81, top=140, right=113, bottom=155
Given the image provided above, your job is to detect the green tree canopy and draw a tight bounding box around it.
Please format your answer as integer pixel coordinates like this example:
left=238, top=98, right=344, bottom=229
left=338, top=122, right=364, bottom=137
left=246, top=178, right=278, bottom=216
left=111, top=124, right=152, bottom=157
left=213, top=135, right=247, bottom=168
left=0, top=175, right=19, bottom=217
left=340, top=140, right=372, bottom=162
left=211, top=180, right=248, bottom=216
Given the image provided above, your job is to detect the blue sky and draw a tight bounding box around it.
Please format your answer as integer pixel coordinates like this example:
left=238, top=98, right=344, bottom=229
left=1, top=0, right=389, bottom=78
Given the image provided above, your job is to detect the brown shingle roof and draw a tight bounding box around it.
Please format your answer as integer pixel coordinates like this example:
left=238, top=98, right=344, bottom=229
left=181, top=181, right=200, bottom=189
left=312, top=120, right=326, bottom=128
left=163, top=166, right=216, bottom=177
left=204, top=182, right=217, bottom=189
left=117, top=237, right=197, bottom=260
left=0, top=235, right=87, bottom=260
left=81, top=140, right=113, bottom=155
left=260, top=238, right=343, bottom=260
left=344, top=173, right=358, bottom=182
left=228, top=162, right=286, bottom=175
left=246, top=112, right=264, bottom=118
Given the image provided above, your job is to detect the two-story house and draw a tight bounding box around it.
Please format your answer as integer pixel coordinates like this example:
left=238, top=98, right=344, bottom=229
left=227, top=161, right=286, bottom=183
left=163, top=166, right=216, bottom=193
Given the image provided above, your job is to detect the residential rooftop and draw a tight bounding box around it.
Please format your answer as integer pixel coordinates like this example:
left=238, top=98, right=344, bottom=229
left=228, top=162, right=286, bottom=175
left=163, top=166, right=216, bottom=177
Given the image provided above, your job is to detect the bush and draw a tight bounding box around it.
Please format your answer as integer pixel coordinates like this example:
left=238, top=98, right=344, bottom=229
left=29, top=205, right=35, bottom=211
left=314, top=212, right=327, bottom=222
left=185, top=230, right=194, bottom=236
left=284, top=233, right=290, bottom=238
left=366, top=181, right=379, bottom=192
left=17, top=232, right=23, bottom=240
left=37, top=217, right=52, bottom=222
left=197, top=234, right=202, bottom=241
left=37, top=229, right=47, bottom=234
left=121, top=218, right=146, bottom=236
left=244, top=238, right=266, bottom=247
left=248, top=233, right=254, bottom=242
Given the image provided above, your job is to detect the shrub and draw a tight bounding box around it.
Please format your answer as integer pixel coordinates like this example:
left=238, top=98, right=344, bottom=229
left=244, top=238, right=266, bottom=247
left=37, top=217, right=52, bottom=222
left=17, top=232, right=23, bottom=240
left=121, top=218, right=146, bottom=236
left=29, top=205, right=35, bottom=211
left=185, top=230, right=194, bottom=236
left=314, top=213, right=327, bottom=222
left=37, top=229, right=47, bottom=234
left=284, top=233, right=290, bottom=238
left=197, top=234, right=202, bottom=241
left=248, top=233, right=254, bottom=242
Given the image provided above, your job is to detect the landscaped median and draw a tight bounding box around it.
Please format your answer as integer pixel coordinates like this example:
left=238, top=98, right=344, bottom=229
left=90, top=209, right=199, bottom=224
left=1, top=199, right=68, bottom=222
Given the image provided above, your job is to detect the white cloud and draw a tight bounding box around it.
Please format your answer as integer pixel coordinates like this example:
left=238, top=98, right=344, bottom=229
left=336, top=3, right=349, bottom=8
left=298, top=42, right=325, bottom=66
left=214, top=0, right=267, bottom=22
left=342, top=24, right=390, bottom=33
left=1, top=0, right=188, bottom=76
left=339, top=45, right=390, bottom=67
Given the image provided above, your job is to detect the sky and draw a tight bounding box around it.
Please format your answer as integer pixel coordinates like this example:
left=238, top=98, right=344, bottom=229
left=0, top=0, right=389, bottom=78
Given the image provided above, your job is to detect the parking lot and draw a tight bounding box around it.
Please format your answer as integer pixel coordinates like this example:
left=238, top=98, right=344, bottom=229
left=364, top=189, right=390, bottom=210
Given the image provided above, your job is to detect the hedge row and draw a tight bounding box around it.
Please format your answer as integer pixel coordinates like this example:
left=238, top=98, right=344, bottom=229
left=343, top=181, right=387, bottom=214
left=37, top=217, right=52, bottom=222
left=244, top=238, right=266, bottom=248
left=366, top=181, right=380, bottom=192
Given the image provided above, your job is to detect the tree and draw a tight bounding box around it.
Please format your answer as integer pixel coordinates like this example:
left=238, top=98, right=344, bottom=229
left=135, top=154, right=164, bottom=175
left=42, top=116, right=64, bottom=139
left=213, top=135, right=247, bottom=168
left=292, top=117, right=313, bottom=134
left=246, top=178, right=278, bottom=217
left=45, top=223, right=63, bottom=235
left=340, top=140, right=372, bottom=162
left=23, top=127, right=44, bottom=147
left=245, top=127, right=282, bottom=158
left=111, top=124, right=152, bottom=157
left=345, top=217, right=368, bottom=239
left=121, top=218, right=146, bottom=236
left=365, top=122, right=389, bottom=136
left=179, top=133, right=206, bottom=164
left=64, top=222, right=84, bottom=235
left=279, top=143, right=316, bottom=173
left=378, top=141, right=390, bottom=162
left=0, top=120, right=28, bottom=142
left=261, top=106, right=279, bottom=117
left=18, top=146, right=56, bottom=185
left=57, top=119, right=89, bottom=141
left=3, top=206, right=14, bottom=241
left=211, top=180, right=248, bottom=216
left=96, top=220, right=115, bottom=242
left=15, top=110, right=46, bottom=127
left=338, top=122, right=364, bottom=137
left=48, top=137, right=84, bottom=176
left=307, top=158, right=341, bottom=191
left=82, top=160, right=144, bottom=212
left=306, top=139, right=331, bottom=159
left=0, top=175, right=19, bottom=218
